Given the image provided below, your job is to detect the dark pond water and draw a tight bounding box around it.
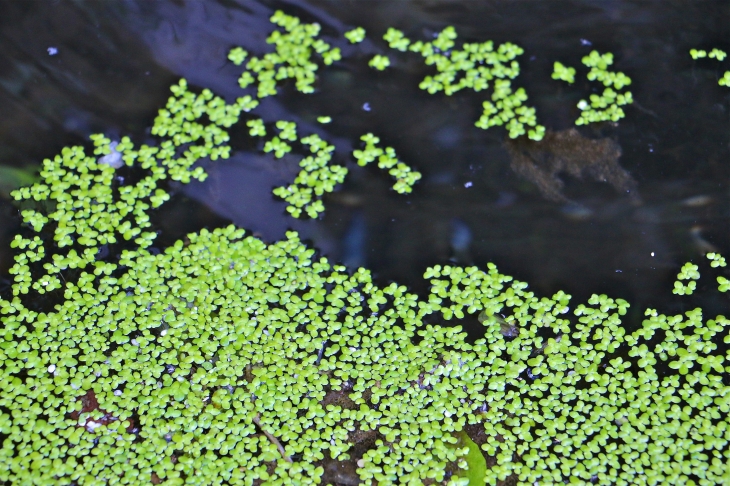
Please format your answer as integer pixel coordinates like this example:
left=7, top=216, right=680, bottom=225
left=0, top=0, right=728, bottom=327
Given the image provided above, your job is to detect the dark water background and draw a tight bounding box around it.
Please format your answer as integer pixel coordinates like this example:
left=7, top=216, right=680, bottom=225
left=0, top=0, right=728, bottom=330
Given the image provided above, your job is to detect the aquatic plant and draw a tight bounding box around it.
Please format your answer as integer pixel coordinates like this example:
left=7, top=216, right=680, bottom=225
left=3, top=9, right=730, bottom=486
left=344, top=27, right=366, bottom=44
left=720, top=71, right=730, bottom=87
left=380, top=26, right=546, bottom=141
left=352, top=133, right=422, bottom=194
left=368, top=54, right=391, bottom=71
left=231, top=10, right=341, bottom=98
left=575, top=51, right=633, bottom=125
left=689, top=48, right=728, bottom=87
left=551, top=61, right=576, bottom=84
left=673, top=261, right=700, bottom=295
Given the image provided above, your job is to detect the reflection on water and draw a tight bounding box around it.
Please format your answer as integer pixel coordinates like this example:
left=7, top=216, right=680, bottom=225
left=0, top=0, right=728, bottom=320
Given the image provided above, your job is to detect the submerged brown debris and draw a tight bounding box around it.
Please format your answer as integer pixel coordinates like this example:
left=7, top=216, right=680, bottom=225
left=505, top=128, right=638, bottom=202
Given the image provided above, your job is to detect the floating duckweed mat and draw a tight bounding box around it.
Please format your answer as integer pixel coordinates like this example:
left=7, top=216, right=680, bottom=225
left=3, top=8, right=730, bottom=486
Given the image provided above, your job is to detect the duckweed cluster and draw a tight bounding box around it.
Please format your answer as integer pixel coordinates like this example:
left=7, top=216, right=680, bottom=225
left=247, top=118, right=347, bottom=219
left=4, top=9, right=730, bottom=486
left=690, top=48, right=730, bottom=87
left=673, top=262, right=700, bottom=296
left=231, top=11, right=341, bottom=98
left=551, top=62, right=576, bottom=84
left=352, top=133, right=422, bottom=194
left=368, top=54, right=391, bottom=71
left=378, top=26, right=546, bottom=141
left=708, top=253, right=730, bottom=293
left=574, top=51, right=633, bottom=125
left=344, top=27, right=366, bottom=44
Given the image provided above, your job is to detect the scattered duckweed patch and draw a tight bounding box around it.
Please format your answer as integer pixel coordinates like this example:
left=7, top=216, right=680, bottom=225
left=368, top=54, right=391, bottom=71
left=352, top=133, right=422, bottom=194
left=231, top=10, right=341, bottom=98
left=316, top=116, right=332, bottom=124
left=344, top=27, right=366, bottom=44
left=691, top=48, right=727, bottom=61
left=575, top=51, right=633, bottom=125
left=673, top=262, right=700, bottom=296
left=720, top=71, right=730, bottom=87
left=551, top=61, right=576, bottom=84
left=262, top=123, right=348, bottom=219
left=380, top=26, right=546, bottom=141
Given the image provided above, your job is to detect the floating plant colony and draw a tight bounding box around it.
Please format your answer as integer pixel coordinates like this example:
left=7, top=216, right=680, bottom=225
left=2, top=9, right=730, bottom=486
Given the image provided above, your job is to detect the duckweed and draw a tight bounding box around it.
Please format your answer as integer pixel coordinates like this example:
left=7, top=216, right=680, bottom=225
left=352, top=133, right=422, bottom=194
left=231, top=10, right=341, bottom=98
left=382, top=26, right=546, bottom=141
left=673, top=262, right=700, bottom=295
left=4, top=9, right=730, bottom=486
left=368, top=54, right=391, bottom=71
left=266, top=126, right=348, bottom=218
left=691, top=48, right=727, bottom=61
left=575, top=51, right=633, bottom=125
left=344, top=27, right=366, bottom=44
left=720, top=71, right=730, bottom=87
left=552, top=61, right=576, bottom=84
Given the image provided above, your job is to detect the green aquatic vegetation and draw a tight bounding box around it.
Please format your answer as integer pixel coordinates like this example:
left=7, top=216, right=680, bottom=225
left=450, top=431, right=487, bottom=485
left=720, top=71, right=730, bottom=87
left=316, top=116, right=332, bottom=124
left=344, top=27, right=366, bottom=44
left=231, top=10, right=341, bottom=98
left=673, top=261, right=700, bottom=295
left=268, top=127, right=348, bottom=218
left=690, top=48, right=708, bottom=60
left=575, top=50, right=633, bottom=125
left=707, top=252, right=727, bottom=268
left=4, top=9, right=730, bottom=486
left=246, top=118, right=266, bottom=137
left=352, top=133, right=422, bottom=194
left=692, top=48, right=727, bottom=61
left=383, top=26, right=546, bottom=141
left=383, top=27, right=410, bottom=52
left=5, top=144, right=730, bottom=486
left=551, top=61, right=576, bottom=84
left=368, top=54, right=391, bottom=71
left=8, top=77, right=245, bottom=299
left=709, top=48, right=727, bottom=61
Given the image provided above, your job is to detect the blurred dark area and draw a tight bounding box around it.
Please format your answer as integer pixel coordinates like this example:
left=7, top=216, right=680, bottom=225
left=0, top=0, right=728, bottom=325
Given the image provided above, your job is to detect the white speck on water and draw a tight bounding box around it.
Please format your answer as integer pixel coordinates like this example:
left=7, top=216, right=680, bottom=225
left=131, top=339, right=139, bottom=346
left=160, top=329, right=167, bottom=336
left=98, top=141, right=124, bottom=169
left=114, top=390, right=122, bottom=396
left=362, top=102, right=371, bottom=111
left=580, top=38, right=592, bottom=46
left=651, top=252, right=655, bottom=257
left=86, top=420, right=102, bottom=432
left=47, top=364, right=56, bottom=373
left=464, top=181, right=473, bottom=188
left=47, top=47, right=58, bottom=56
